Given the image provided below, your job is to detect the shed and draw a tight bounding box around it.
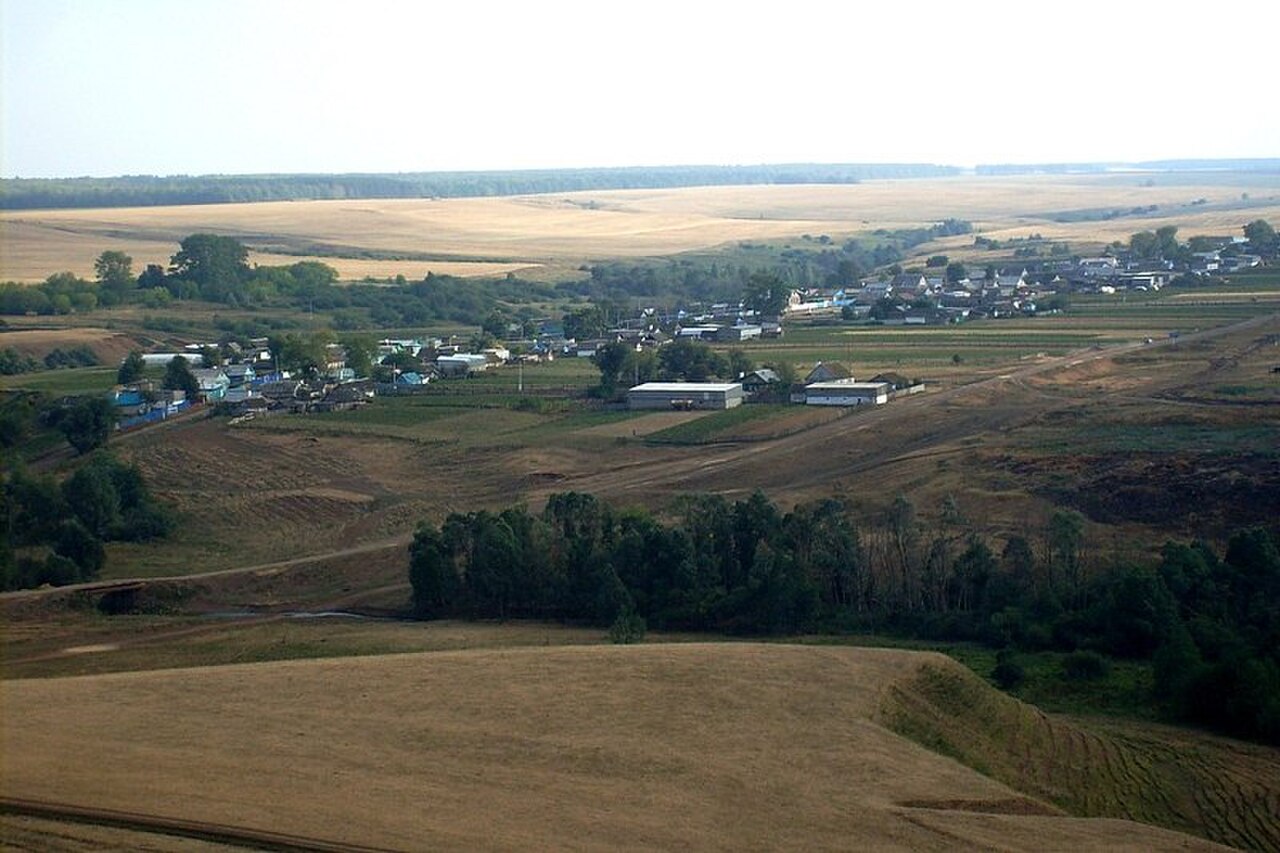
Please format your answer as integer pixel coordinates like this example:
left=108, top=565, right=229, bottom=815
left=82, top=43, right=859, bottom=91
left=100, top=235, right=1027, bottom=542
left=804, top=381, right=890, bottom=406
left=628, top=382, right=744, bottom=410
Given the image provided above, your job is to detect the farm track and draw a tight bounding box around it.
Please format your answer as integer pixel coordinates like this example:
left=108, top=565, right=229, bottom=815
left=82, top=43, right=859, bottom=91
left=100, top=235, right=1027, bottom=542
left=546, top=312, right=1279, bottom=502
left=0, top=797, right=399, bottom=852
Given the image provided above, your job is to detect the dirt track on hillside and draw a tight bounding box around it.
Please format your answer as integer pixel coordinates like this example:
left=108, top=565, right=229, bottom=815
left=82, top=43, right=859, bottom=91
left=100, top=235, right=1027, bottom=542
left=535, top=313, right=1279, bottom=508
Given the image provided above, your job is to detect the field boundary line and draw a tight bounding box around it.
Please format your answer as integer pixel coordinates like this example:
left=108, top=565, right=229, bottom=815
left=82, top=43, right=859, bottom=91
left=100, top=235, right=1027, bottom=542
left=0, top=796, right=402, bottom=852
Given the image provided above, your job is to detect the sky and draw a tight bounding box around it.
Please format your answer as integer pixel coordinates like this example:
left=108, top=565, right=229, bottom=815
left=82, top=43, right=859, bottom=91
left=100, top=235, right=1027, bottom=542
left=2, top=0, right=1277, bottom=178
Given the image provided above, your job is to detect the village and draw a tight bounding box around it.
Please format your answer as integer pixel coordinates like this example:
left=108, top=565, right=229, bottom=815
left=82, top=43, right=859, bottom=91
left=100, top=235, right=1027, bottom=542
left=101, top=229, right=1267, bottom=427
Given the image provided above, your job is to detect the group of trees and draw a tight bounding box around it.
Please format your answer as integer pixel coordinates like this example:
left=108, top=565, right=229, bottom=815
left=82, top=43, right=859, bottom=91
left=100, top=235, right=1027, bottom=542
left=1124, top=220, right=1278, bottom=263
left=591, top=339, right=758, bottom=396
left=408, top=491, right=1280, bottom=743
left=1, top=453, right=172, bottom=590
left=0, top=346, right=98, bottom=376
left=0, top=235, right=555, bottom=330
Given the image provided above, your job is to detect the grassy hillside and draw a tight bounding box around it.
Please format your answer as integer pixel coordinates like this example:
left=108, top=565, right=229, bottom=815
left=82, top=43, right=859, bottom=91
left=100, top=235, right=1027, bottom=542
left=880, top=658, right=1280, bottom=851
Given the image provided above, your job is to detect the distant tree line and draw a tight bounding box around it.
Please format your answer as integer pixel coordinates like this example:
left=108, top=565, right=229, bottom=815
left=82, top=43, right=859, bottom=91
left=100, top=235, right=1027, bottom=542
left=0, top=164, right=961, bottom=210
left=409, top=491, right=1280, bottom=744
left=576, top=222, right=973, bottom=309
left=1, top=453, right=173, bottom=590
left=975, top=159, right=1280, bottom=175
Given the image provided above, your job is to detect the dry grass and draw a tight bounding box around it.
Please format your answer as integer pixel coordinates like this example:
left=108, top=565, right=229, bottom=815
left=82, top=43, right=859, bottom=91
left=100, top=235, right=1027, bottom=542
left=5, top=174, right=1278, bottom=280
left=0, top=327, right=142, bottom=362
left=881, top=658, right=1280, bottom=851
left=0, top=644, right=1234, bottom=851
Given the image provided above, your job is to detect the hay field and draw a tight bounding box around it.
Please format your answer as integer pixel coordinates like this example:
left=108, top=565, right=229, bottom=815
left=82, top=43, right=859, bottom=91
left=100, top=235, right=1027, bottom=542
left=0, top=644, right=1236, bottom=851
left=0, top=326, right=143, bottom=362
left=5, top=173, right=1278, bottom=281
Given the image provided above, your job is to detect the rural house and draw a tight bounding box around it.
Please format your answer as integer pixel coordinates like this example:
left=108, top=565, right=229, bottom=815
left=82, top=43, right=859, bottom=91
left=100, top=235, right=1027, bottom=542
left=804, top=361, right=853, bottom=384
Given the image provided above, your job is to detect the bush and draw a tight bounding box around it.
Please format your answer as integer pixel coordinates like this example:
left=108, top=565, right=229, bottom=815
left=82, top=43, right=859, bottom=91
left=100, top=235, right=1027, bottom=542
left=992, top=649, right=1026, bottom=690
left=608, top=603, right=646, bottom=644
left=1062, top=650, right=1111, bottom=681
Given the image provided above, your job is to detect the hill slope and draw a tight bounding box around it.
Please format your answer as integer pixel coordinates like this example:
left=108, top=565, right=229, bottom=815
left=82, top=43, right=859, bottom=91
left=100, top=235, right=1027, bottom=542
left=1, top=644, right=1249, bottom=851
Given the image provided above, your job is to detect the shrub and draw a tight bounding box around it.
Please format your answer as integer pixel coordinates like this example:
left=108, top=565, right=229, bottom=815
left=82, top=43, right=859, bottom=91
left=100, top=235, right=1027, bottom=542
left=992, top=649, right=1026, bottom=690
left=609, top=603, right=646, bottom=644
left=1062, top=650, right=1111, bottom=681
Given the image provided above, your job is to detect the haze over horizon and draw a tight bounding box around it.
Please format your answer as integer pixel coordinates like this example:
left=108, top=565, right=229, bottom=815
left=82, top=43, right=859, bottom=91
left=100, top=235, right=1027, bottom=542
left=2, top=0, right=1277, bottom=180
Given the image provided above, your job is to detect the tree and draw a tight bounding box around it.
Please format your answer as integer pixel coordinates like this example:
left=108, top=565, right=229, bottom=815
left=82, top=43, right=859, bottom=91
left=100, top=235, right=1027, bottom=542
left=563, top=307, right=606, bottom=341
left=117, top=351, right=145, bottom=385
left=270, top=333, right=330, bottom=377
left=58, top=397, right=115, bottom=454
left=53, top=518, right=106, bottom=579
left=742, top=271, right=789, bottom=318
left=481, top=310, right=509, bottom=340
left=169, top=234, right=249, bottom=298
left=409, top=524, right=456, bottom=617
left=592, top=341, right=633, bottom=397
left=945, top=262, right=968, bottom=283
left=658, top=339, right=726, bottom=382
left=1244, top=219, right=1278, bottom=255
left=163, top=355, right=200, bottom=400
left=94, top=250, right=134, bottom=305
left=925, top=255, right=948, bottom=268
left=340, top=334, right=376, bottom=378
left=763, top=360, right=796, bottom=386
left=1048, top=509, right=1086, bottom=595
left=137, top=263, right=168, bottom=289
left=1129, top=230, right=1159, bottom=259
left=609, top=601, right=646, bottom=644
left=727, top=349, right=754, bottom=379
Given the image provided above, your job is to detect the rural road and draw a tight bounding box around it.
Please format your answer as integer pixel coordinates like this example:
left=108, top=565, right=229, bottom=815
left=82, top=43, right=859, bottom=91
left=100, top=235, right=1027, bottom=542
left=6, top=310, right=1275, bottom=606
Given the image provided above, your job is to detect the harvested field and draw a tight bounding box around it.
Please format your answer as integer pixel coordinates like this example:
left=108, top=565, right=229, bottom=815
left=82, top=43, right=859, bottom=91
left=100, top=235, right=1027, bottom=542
left=0, top=645, right=1241, bottom=851
left=5, top=174, right=1278, bottom=281
left=0, top=326, right=143, bottom=363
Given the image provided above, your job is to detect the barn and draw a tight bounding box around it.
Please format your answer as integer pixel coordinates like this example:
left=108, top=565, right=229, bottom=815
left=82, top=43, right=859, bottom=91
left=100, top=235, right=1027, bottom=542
left=804, top=381, right=890, bottom=406
left=627, top=382, right=744, bottom=410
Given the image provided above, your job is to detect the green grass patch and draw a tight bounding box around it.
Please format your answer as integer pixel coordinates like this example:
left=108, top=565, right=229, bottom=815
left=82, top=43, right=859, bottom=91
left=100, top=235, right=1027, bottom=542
left=645, top=404, right=793, bottom=444
left=0, top=366, right=119, bottom=396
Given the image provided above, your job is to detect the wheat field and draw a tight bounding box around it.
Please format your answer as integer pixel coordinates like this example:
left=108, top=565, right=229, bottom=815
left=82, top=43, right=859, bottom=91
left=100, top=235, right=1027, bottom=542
left=4, top=174, right=1278, bottom=282
left=1, top=644, right=1239, bottom=851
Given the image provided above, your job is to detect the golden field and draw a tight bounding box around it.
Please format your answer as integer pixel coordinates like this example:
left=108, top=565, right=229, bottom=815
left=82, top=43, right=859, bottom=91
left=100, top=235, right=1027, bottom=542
left=2, top=643, right=1257, bottom=851
left=3, top=174, right=1278, bottom=281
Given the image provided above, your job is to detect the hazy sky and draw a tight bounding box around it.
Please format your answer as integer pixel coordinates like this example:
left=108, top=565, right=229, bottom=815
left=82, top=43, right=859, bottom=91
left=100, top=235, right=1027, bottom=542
left=2, top=0, right=1277, bottom=178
